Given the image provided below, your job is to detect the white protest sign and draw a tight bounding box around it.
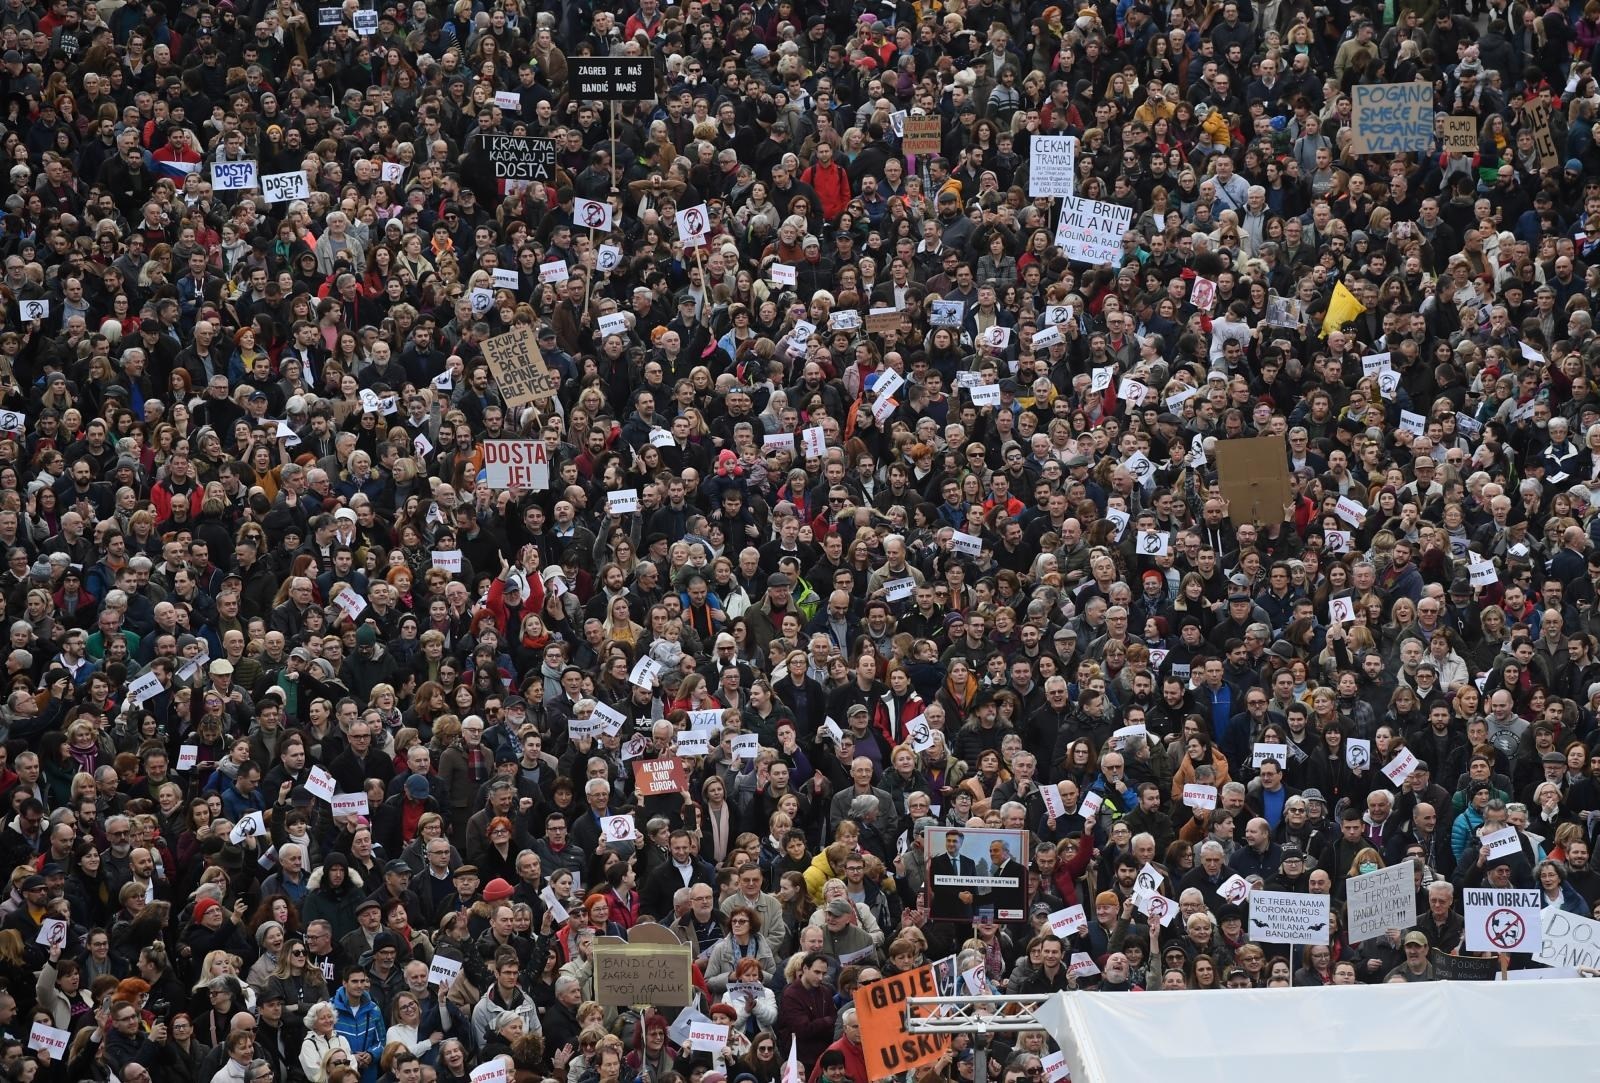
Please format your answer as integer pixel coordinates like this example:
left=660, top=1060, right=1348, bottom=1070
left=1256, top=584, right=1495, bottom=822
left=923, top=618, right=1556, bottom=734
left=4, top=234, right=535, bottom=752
left=261, top=170, right=310, bottom=203
left=629, top=656, right=663, bottom=689
left=1166, top=385, right=1199, bottom=412
left=1032, top=324, right=1064, bottom=349
left=1399, top=409, right=1427, bottom=436
left=539, top=259, right=570, bottom=284
left=873, top=368, right=905, bottom=403
left=431, top=550, right=463, bottom=573
left=676, top=730, right=713, bottom=757
left=592, top=702, right=626, bottom=737
left=871, top=393, right=898, bottom=425
left=1065, top=956, right=1100, bottom=982
left=829, top=308, right=862, bottom=331
left=331, top=792, right=370, bottom=817
left=428, top=954, right=463, bottom=986
left=970, top=383, right=1001, bottom=407
left=36, top=918, right=67, bottom=950
left=1537, top=908, right=1600, bottom=970
left=540, top=886, right=570, bottom=924
left=597, top=245, right=622, bottom=273
left=1481, top=825, right=1522, bottom=861
left=1345, top=859, right=1417, bottom=942
left=1464, top=888, right=1543, bottom=953
left=770, top=263, right=797, bottom=286
left=351, top=8, right=376, bottom=34
left=1078, top=790, right=1104, bottom=818
left=1345, top=739, right=1372, bottom=770
left=127, top=669, right=163, bottom=705
left=884, top=577, right=915, bottom=602
left=1335, top=496, right=1367, bottom=526
left=1247, top=890, right=1330, bottom=944
left=1090, top=366, right=1113, bottom=393
left=1324, top=530, right=1351, bottom=554
left=687, top=1021, right=730, bottom=1053
left=1382, top=747, right=1419, bottom=786
left=731, top=733, right=761, bottom=761
left=607, top=489, right=640, bottom=514
left=493, top=267, right=520, bottom=290
left=600, top=814, right=636, bottom=844
left=1328, top=596, right=1357, bottom=625
left=27, top=1022, right=68, bottom=1058
left=211, top=160, right=258, bottom=191
left=1182, top=784, right=1218, bottom=810
left=18, top=298, right=48, bottom=322
left=950, top=530, right=983, bottom=557
left=1042, top=305, right=1075, bottom=326
left=1137, top=891, right=1179, bottom=927
left=800, top=427, right=827, bottom=458
left=381, top=161, right=405, bottom=183
left=1105, top=507, right=1129, bottom=542
left=1252, top=743, right=1289, bottom=769
left=1053, top=195, right=1134, bottom=265
left=930, top=299, right=964, bottom=327
left=1112, top=724, right=1147, bottom=751
left=0, top=409, right=22, bottom=432
left=1118, top=378, right=1147, bottom=405
left=1047, top=904, right=1087, bottom=938
left=675, top=203, right=710, bottom=240
left=1218, top=874, right=1252, bottom=906
left=228, top=811, right=266, bottom=844
left=1469, top=557, right=1497, bottom=588
left=1027, top=134, right=1078, bottom=197
left=1134, top=530, right=1169, bottom=557
left=574, top=197, right=614, bottom=232
left=906, top=716, right=935, bottom=752
left=1377, top=368, right=1401, bottom=400
left=176, top=745, right=199, bottom=771
left=1361, top=352, right=1390, bottom=377
left=305, top=765, right=336, bottom=802
left=1041, top=782, right=1068, bottom=820
left=980, top=324, right=1012, bottom=350
left=332, top=585, right=367, bottom=621
left=471, top=1059, right=509, bottom=1083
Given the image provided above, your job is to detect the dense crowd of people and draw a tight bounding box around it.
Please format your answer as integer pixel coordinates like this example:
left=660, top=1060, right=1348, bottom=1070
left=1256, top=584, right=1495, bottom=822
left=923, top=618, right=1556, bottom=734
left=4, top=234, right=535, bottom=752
left=1, top=0, right=1599, bottom=1079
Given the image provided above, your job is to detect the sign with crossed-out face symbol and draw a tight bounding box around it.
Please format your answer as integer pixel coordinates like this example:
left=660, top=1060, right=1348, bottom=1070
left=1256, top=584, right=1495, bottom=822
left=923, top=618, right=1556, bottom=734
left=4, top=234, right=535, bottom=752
left=1137, top=531, right=1168, bottom=556
left=1148, top=896, right=1171, bottom=924
left=1486, top=909, right=1525, bottom=950
left=582, top=202, right=606, bottom=227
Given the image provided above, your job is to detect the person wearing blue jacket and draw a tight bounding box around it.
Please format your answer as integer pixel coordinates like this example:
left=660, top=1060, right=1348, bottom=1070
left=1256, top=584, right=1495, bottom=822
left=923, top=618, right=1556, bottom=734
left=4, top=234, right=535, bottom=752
left=333, top=966, right=387, bottom=1083
left=1535, top=859, right=1591, bottom=914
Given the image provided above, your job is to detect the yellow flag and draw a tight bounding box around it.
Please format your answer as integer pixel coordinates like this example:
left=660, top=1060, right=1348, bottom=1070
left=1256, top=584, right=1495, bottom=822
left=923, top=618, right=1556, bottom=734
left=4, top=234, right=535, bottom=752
left=1321, top=280, right=1366, bottom=338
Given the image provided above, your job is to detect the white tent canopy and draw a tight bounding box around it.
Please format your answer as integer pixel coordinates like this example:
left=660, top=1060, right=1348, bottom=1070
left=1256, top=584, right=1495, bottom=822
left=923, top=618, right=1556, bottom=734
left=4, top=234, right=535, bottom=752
left=1034, top=978, right=1599, bottom=1083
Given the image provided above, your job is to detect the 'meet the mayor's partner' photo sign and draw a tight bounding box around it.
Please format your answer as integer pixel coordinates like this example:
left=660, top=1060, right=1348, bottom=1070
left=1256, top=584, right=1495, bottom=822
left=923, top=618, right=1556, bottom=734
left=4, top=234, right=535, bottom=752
left=569, top=56, right=656, bottom=101
left=477, top=133, right=558, bottom=181
left=924, top=826, right=1029, bottom=924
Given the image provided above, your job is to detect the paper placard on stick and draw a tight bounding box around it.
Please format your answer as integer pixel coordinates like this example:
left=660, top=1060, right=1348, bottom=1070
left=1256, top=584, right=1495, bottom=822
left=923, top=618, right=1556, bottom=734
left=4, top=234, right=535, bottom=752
left=1346, top=859, right=1417, bottom=942
left=1027, top=134, right=1078, bottom=197
left=1213, top=434, right=1294, bottom=531
left=1053, top=195, right=1133, bottom=266
left=675, top=203, right=710, bottom=240
left=1247, top=890, right=1330, bottom=944
left=428, top=954, right=463, bottom=986
left=1349, top=82, right=1434, bottom=155
left=573, top=197, right=613, bottom=232
left=481, top=325, right=557, bottom=409
left=1519, top=99, right=1559, bottom=171
left=1464, top=887, right=1542, bottom=953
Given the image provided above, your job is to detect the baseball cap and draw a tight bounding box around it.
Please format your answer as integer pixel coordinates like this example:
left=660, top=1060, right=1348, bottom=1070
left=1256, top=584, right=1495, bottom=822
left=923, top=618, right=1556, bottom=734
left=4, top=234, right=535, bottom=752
left=1402, top=931, right=1429, bottom=948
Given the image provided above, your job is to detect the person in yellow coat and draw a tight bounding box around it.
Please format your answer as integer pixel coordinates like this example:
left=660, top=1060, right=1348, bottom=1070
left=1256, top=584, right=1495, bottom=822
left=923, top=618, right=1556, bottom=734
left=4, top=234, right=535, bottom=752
left=1195, top=103, right=1232, bottom=157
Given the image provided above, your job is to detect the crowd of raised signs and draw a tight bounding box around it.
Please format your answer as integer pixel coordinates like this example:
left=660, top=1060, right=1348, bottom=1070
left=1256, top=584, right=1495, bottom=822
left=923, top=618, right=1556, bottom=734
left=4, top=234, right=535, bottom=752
left=5, top=0, right=1600, bottom=1079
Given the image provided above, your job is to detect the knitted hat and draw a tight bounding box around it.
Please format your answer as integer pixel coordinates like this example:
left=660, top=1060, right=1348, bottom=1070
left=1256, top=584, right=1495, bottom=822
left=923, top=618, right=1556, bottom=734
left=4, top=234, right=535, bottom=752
left=193, top=897, right=222, bottom=922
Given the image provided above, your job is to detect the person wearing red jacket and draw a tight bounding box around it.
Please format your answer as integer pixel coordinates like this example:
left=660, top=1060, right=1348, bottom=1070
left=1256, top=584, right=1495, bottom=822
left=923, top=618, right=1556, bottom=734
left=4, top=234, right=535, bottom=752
left=802, top=143, right=853, bottom=222
left=1051, top=810, right=1098, bottom=908
left=482, top=550, right=546, bottom=641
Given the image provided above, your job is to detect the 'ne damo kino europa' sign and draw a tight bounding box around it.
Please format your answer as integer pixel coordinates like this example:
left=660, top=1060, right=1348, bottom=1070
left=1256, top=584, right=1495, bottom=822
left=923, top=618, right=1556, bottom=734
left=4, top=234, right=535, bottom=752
left=1349, top=83, right=1434, bottom=155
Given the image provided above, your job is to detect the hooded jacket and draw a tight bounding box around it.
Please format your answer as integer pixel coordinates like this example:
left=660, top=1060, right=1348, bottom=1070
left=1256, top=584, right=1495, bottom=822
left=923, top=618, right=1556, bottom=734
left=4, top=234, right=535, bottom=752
left=300, top=857, right=366, bottom=941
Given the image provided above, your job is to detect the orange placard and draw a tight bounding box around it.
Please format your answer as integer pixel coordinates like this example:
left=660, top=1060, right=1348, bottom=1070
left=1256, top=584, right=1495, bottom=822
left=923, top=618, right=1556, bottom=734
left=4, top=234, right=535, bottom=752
left=855, top=965, right=948, bottom=1079
left=633, top=757, right=688, bottom=796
